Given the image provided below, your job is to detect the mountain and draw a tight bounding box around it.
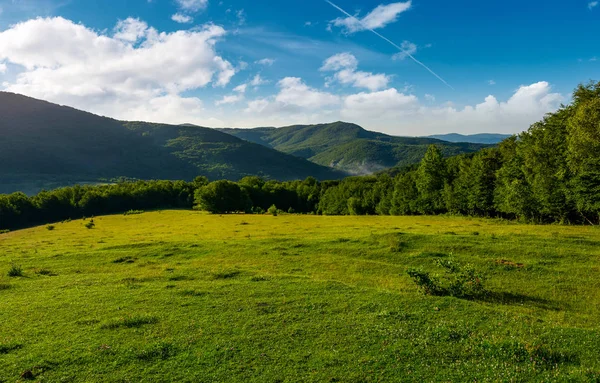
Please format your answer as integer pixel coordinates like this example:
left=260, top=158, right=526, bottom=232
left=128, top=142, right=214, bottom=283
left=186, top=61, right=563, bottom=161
left=219, top=122, right=489, bottom=174
left=425, top=133, right=511, bottom=144
left=0, top=92, right=344, bottom=194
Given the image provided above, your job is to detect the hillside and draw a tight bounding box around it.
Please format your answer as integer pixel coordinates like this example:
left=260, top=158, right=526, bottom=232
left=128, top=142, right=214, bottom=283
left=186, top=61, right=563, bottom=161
left=219, top=122, right=489, bottom=174
left=0, top=92, right=344, bottom=194
left=426, top=133, right=511, bottom=144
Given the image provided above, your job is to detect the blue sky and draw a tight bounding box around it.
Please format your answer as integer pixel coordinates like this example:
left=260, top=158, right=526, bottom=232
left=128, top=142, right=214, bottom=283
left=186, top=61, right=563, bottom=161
left=0, top=0, right=598, bottom=135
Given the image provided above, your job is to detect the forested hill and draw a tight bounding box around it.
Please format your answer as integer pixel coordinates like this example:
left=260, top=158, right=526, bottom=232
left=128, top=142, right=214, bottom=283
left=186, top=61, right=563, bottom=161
left=218, top=122, right=489, bottom=174
left=0, top=92, right=344, bottom=194
left=425, top=133, right=511, bottom=144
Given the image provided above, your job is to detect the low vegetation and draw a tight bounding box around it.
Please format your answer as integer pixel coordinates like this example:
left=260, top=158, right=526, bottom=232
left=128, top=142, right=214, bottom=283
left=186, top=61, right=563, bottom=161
left=1, top=212, right=600, bottom=381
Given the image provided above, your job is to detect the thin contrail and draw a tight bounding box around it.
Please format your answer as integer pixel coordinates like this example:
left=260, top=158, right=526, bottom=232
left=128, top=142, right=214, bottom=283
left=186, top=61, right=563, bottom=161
left=325, top=0, right=454, bottom=90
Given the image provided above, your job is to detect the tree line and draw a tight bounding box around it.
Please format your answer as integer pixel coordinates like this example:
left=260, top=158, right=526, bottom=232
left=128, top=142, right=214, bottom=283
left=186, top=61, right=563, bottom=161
left=1, top=81, right=599, bottom=230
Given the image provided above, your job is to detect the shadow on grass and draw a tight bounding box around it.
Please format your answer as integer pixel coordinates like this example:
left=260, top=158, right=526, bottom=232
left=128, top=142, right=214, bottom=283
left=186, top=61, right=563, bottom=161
left=474, top=291, right=560, bottom=311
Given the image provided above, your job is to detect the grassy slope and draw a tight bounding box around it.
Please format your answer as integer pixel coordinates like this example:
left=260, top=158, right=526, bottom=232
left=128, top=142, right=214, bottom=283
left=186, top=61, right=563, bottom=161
left=220, top=122, right=489, bottom=174
left=1, top=213, right=600, bottom=381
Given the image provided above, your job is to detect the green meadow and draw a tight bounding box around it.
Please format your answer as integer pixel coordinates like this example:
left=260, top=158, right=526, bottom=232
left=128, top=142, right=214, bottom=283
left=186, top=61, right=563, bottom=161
left=1, top=211, right=600, bottom=382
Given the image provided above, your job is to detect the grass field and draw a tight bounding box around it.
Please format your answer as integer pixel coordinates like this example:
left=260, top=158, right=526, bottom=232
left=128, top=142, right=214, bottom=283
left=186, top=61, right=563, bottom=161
left=1, top=211, right=600, bottom=382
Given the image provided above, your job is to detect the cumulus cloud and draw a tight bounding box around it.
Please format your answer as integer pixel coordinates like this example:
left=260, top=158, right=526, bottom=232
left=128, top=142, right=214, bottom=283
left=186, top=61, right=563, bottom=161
left=216, top=94, right=244, bottom=105
left=338, top=82, right=563, bottom=135
left=0, top=62, right=6, bottom=74
left=392, top=41, right=417, bottom=61
left=239, top=81, right=563, bottom=135
left=276, top=77, right=340, bottom=108
left=171, top=13, right=194, bottom=24
left=0, top=17, right=234, bottom=125
left=321, top=53, right=390, bottom=91
left=331, top=1, right=412, bottom=33
left=233, top=84, right=247, bottom=93
left=250, top=74, right=268, bottom=86
left=341, top=88, right=418, bottom=120
left=114, top=18, right=149, bottom=42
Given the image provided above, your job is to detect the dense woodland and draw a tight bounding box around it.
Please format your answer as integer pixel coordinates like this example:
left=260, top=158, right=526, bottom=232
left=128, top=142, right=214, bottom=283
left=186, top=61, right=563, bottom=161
left=1, top=81, right=599, bottom=230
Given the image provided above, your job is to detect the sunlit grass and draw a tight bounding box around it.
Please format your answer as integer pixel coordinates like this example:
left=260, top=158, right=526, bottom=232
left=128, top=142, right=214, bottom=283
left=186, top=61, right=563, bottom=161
left=1, top=211, right=600, bottom=381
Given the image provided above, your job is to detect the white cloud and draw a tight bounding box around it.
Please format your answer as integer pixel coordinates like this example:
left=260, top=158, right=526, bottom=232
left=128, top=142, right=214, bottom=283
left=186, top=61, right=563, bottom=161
left=321, top=53, right=390, bottom=91
left=392, top=41, right=417, bottom=61
left=342, top=88, right=418, bottom=120
left=171, top=13, right=194, bottom=23
left=256, top=58, right=275, bottom=66
left=0, top=17, right=234, bottom=126
left=239, top=81, right=563, bottom=136
left=590, top=57, right=598, bottom=62
left=245, top=98, right=270, bottom=113
left=338, top=82, right=563, bottom=135
left=0, top=62, right=6, bottom=74
left=424, top=94, right=435, bottom=102
left=114, top=18, right=149, bottom=43
left=589, top=1, right=598, bottom=10
left=250, top=74, right=267, bottom=86
left=488, top=80, right=496, bottom=85
left=216, top=94, right=244, bottom=105
left=275, top=77, right=340, bottom=108
left=176, top=0, right=208, bottom=12
left=331, top=1, right=412, bottom=33
left=320, top=52, right=358, bottom=71
left=233, top=84, right=247, bottom=93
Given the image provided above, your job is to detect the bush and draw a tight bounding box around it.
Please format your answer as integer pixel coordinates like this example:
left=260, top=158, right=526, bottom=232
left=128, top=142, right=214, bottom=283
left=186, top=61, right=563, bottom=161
left=268, top=205, right=278, bottom=216
left=124, top=210, right=144, bottom=216
left=85, top=221, right=95, bottom=229
left=0, top=229, right=10, bottom=234
left=7, top=265, right=23, bottom=277
left=407, top=259, right=486, bottom=298
left=46, top=225, right=55, bottom=231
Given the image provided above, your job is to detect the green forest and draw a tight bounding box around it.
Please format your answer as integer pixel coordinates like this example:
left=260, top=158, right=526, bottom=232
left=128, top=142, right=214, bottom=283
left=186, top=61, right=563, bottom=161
left=1, top=81, right=599, bottom=230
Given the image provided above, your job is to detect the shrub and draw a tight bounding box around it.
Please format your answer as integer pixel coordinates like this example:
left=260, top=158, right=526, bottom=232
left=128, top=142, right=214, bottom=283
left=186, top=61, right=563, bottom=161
left=124, top=210, right=144, bottom=216
left=407, top=259, right=486, bottom=298
left=85, top=221, right=95, bottom=229
left=0, top=229, right=10, bottom=234
left=407, top=268, right=444, bottom=296
left=268, top=205, right=278, bottom=216
left=46, top=225, right=55, bottom=231
left=7, top=265, right=23, bottom=278
left=36, top=269, right=56, bottom=276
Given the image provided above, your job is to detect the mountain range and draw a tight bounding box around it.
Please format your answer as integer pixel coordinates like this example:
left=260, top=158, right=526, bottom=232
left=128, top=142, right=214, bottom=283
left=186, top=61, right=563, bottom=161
left=0, top=92, right=501, bottom=194
left=219, top=123, right=490, bottom=174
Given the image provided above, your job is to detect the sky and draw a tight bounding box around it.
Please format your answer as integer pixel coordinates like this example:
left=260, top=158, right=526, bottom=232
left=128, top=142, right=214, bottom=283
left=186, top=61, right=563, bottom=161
left=0, top=0, right=598, bottom=135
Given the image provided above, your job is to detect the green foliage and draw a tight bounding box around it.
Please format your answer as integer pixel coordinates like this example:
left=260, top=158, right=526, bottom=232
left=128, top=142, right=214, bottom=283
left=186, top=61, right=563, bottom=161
left=46, top=225, right=55, bottom=231
left=124, top=210, right=144, bottom=216
left=84, top=221, right=95, bottom=229
left=7, top=264, right=23, bottom=277
left=220, top=122, right=488, bottom=175
left=0, top=93, right=343, bottom=197
left=267, top=204, right=278, bottom=216
left=2, top=80, right=600, bottom=228
left=195, top=180, right=251, bottom=214
left=408, top=259, right=486, bottom=298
